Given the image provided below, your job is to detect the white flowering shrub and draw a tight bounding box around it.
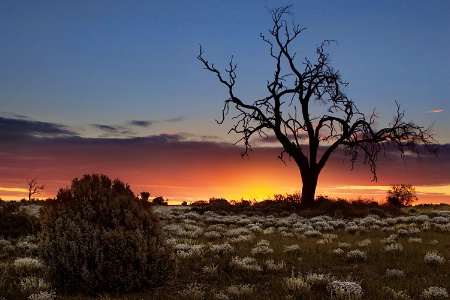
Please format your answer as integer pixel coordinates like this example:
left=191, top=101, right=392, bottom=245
left=27, top=290, right=56, bottom=300
left=421, top=286, right=448, bottom=299
left=385, top=269, right=405, bottom=278
left=346, top=250, right=367, bottom=261
left=283, top=272, right=310, bottom=293
left=424, top=250, right=445, bottom=266
left=230, top=256, right=262, bottom=272
left=226, top=284, right=254, bottom=299
left=264, top=259, right=286, bottom=271
left=331, top=248, right=345, bottom=255
left=383, top=287, right=411, bottom=300
left=384, top=243, right=404, bottom=253
left=179, top=283, right=205, bottom=300
left=251, top=239, right=274, bottom=255
left=328, top=280, right=363, bottom=299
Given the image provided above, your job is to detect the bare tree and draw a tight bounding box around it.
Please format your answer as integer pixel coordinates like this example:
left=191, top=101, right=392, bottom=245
left=27, top=178, right=45, bottom=201
left=198, top=6, right=437, bottom=206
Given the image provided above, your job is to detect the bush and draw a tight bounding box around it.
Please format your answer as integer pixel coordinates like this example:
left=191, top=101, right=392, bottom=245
left=0, top=202, right=40, bottom=238
left=38, top=174, right=175, bottom=295
left=386, top=184, right=418, bottom=206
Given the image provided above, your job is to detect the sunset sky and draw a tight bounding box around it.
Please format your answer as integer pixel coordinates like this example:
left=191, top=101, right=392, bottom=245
left=1, top=1, right=449, bottom=204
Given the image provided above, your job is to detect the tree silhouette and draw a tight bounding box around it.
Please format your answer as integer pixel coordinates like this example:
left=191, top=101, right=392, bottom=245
left=198, top=6, right=437, bottom=206
left=27, top=178, right=44, bottom=201
left=386, top=184, right=418, bottom=207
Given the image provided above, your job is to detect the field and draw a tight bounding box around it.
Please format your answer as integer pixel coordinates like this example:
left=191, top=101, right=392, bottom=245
left=0, top=202, right=449, bottom=299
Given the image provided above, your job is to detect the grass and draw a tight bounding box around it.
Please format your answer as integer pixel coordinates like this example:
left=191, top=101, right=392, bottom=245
left=0, top=201, right=449, bottom=299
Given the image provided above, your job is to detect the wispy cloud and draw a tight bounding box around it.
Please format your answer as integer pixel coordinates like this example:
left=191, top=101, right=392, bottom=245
left=128, top=120, right=154, bottom=127
left=427, top=109, right=444, bottom=113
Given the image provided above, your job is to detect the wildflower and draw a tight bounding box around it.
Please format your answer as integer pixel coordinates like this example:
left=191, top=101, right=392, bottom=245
left=357, top=239, right=372, bottom=247
left=384, top=243, right=403, bottom=253
left=421, top=287, right=448, bottom=299
left=204, top=231, right=222, bottom=239
left=250, top=240, right=274, bottom=255
left=210, top=243, right=235, bottom=254
left=283, top=244, right=301, bottom=253
left=331, top=248, right=345, bottom=255
left=383, top=287, right=411, bottom=300
left=408, top=237, right=422, bottom=243
left=179, top=283, right=205, bottom=300
left=20, top=276, right=51, bottom=294
left=13, top=257, right=43, bottom=271
left=328, top=280, right=363, bottom=300
left=346, top=249, right=367, bottom=262
left=265, top=259, right=286, bottom=271
left=226, top=284, right=254, bottom=298
left=230, top=256, right=262, bottom=272
left=304, top=230, right=322, bottom=237
left=283, top=272, right=310, bottom=293
left=212, top=291, right=229, bottom=300
left=202, top=264, right=218, bottom=276
left=306, top=273, right=332, bottom=288
left=27, top=291, right=56, bottom=300
left=385, top=269, right=405, bottom=278
left=338, top=242, right=351, bottom=248
left=424, top=250, right=445, bottom=266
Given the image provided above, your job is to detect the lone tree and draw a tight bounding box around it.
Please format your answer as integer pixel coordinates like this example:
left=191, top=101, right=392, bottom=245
left=198, top=6, right=437, bottom=206
left=386, top=184, right=418, bottom=207
left=27, top=178, right=44, bottom=201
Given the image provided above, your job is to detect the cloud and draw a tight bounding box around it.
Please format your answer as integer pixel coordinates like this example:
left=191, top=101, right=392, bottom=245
left=165, top=117, right=184, bottom=122
left=128, top=120, right=154, bottom=127
left=0, top=114, right=76, bottom=143
left=427, top=109, right=444, bottom=113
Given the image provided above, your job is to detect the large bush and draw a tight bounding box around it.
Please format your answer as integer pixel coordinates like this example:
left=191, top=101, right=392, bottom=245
left=38, top=174, right=175, bottom=295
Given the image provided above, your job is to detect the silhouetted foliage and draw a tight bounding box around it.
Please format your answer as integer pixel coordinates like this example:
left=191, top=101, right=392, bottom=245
left=27, top=178, right=44, bottom=201
left=141, top=191, right=151, bottom=201
left=0, top=202, right=40, bottom=238
left=152, top=196, right=167, bottom=205
left=39, top=174, right=175, bottom=295
left=198, top=5, right=437, bottom=207
left=386, top=184, right=418, bottom=207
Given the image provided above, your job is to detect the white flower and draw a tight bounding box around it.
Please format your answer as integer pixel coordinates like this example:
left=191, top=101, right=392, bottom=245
left=346, top=249, right=366, bottom=261
left=384, top=243, right=403, bottom=253
left=283, top=244, right=301, bottom=253
left=13, top=257, right=43, bottom=270
left=210, top=243, right=235, bottom=254
left=424, top=250, right=445, bottom=266
left=226, top=284, right=254, bottom=298
left=357, top=239, right=372, bottom=247
left=230, top=256, right=262, bottom=272
left=422, top=286, right=448, bottom=299
left=328, top=280, right=363, bottom=299
left=385, top=269, right=405, bottom=278
left=331, top=248, right=345, bottom=255
left=27, top=291, right=56, bottom=300
left=251, top=240, right=274, bottom=255
left=179, top=283, right=205, bottom=299
left=265, top=259, right=286, bottom=271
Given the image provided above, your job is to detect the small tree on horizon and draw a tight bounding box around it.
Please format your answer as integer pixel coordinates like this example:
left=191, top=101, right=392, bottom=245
left=386, top=184, right=418, bottom=207
left=27, top=178, right=44, bottom=201
left=198, top=6, right=437, bottom=206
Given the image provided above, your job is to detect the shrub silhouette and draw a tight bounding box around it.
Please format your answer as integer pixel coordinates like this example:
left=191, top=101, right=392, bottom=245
left=38, top=174, right=175, bottom=295
left=386, top=184, right=418, bottom=207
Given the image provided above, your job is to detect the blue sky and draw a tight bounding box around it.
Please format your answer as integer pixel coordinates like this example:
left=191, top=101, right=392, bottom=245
left=1, top=1, right=449, bottom=203
left=1, top=0, right=449, bottom=141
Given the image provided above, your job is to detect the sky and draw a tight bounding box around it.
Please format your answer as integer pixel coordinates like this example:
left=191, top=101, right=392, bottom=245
left=1, top=0, right=449, bottom=204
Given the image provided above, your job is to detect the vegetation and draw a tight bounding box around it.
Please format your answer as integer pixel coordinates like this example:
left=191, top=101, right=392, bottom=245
left=386, top=184, right=419, bottom=207
left=37, top=174, right=175, bottom=295
left=198, top=6, right=437, bottom=206
left=0, top=193, right=448, bottom=299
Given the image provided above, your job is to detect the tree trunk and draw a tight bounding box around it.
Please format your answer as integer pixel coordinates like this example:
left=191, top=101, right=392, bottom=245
left=301, top=171, right=319, bottom=207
